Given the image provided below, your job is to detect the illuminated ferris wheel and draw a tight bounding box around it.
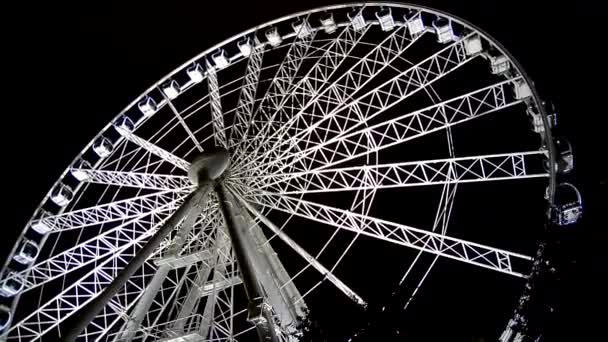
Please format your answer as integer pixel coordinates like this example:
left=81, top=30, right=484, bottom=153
left=1, top=3, right=578, bottom=342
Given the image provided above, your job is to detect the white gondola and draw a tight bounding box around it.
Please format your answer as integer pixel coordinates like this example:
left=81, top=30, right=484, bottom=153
left=348, top=8, right=366, bottom=31
left=433, top=17, right=456, bottom=43
left=138, top=95, right=157, bottom=116
left=265, top=27, right=282, bottom=47
left=31, top=209, right=53, bottom=234
left=550, top=183, right=583, bottom=226
left=320, top=13, right=337, bottom=34
left=161, top=79, right=180, bottom=100
left=375, top=8, right=395, bottom=32
left=292, top=18, right=312, bottom=38
left=71, top=158, right=93, bottom=181
left=490, top=54, right=510, bottom=75
left=555, top=138, right=574, bottom=174
left=545, top=138, right=574, bottom=174
left=405, top=10, right=425, bottom=35
left=0, top=305, right=11, bottom=331
left=50, top=183, right=73, bottom=207
left=93, top=137, right=113, bottom=158
left=187, top=63, right=204, bottom=83
left=464, top=35, right=483, bottom=56
left=114, top=115, right=135, bottom=133
left=13, top=239, right=40, bottom=265
left=0, top=272, right=25, bottom=297
left=527, top=106, right=545, bottom=134
left=212, top=49, right=229, bottom=69
left=238, top=37, right=253, bottom=56
left=513, top=79, right=532, bottom=100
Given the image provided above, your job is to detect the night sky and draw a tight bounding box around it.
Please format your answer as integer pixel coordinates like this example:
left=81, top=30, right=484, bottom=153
left=2, top=1, right=605, bottom=341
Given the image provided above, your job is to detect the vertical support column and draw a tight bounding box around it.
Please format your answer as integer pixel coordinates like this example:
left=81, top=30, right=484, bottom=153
left=116, top=266, right=170, bottom=342
left=215, top=182, right=279, bottom=342
left=115, top=190, right=209, bottom=341
left=237, top=205, right=307, bottom=327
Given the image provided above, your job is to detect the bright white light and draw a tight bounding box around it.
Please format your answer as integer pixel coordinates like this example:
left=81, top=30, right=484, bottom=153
left=50, top=184, right=73, bottom=207
left=93, top=137, right=113, bottom=158
left=349, top=9, right=366, bottom=31
left=265, top=27, right=282, bottom=47
left=490, top=55, right=510, bottom=75
left=464, top=35, right=483, bottom=55
left=187, top=63, right=204, bottom=83
left=513, top=79, right=532, bottom=100
left=212, top=50, right=229, bottom=69
left=71, top=158, right=92, bottom=181
left=406, top=12, right=425, bottom=35
left=138, top=96, right=157, bottom=116
left=434, top=19, right=456, bottom=43
left=114, top=115, right=134, bottom=132
left=162, top=80, right=180, bottom=99
left=71, top=168, right=89, bottom=182
left=31, top=211, right=52, bottom=234
left=0, top=272, right=25, bottom=297
left=320, top=13, right=337, bottom=34
left=238, top=37, right=252, bottom=56
left=376, top=9, right=395, bottom=32
left=292, top=19, right=312, bottom=38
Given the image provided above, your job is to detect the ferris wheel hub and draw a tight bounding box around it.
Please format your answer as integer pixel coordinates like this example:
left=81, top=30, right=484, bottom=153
left=188, top=147, right=230, bottom=184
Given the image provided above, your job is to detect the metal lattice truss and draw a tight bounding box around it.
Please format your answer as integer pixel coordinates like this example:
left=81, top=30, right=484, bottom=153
left=72, top=169, right=192, bottom=191
left=239, top=188, right=532, bottom=277
left=243, top=77, right=524, bottom=180
left=234, top=25, right=419, bottom=169
left=229, top=38, right=265, bottom=147
left=244, top=151, right=548, bottom=194
left=34, top=189, right=189, bottom=232
left=116, top=127, right=190, bottom=171
left=237, top=31, right=473, bottom=175
left=207, top=67, right=228, bottom=148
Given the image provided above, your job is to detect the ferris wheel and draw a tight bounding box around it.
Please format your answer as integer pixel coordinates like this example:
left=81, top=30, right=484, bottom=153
left=0, top=3, right=566, bottom=341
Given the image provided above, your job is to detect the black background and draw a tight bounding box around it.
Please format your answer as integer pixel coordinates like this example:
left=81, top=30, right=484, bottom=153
left=1, top=1, right=605, bottom=340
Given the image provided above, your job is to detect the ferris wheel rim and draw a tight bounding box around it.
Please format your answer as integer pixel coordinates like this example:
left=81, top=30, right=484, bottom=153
left=1, top=3, right=557, bottom=340
left=0, top=2, right=556, bottom=278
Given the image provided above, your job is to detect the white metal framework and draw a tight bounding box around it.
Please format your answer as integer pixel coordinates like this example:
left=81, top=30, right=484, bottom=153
left=0, top=3, right=556, bottom=342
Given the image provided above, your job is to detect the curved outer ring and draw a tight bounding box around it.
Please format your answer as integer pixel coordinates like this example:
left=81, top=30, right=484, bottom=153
left=0, top=2, right=556, bottom=334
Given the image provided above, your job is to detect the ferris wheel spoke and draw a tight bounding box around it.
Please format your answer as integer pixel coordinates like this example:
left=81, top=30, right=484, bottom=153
left=13, top=212, right=166, bottom=293
left=237, top=26, right=421, bottom=173
left=242, top=189, right=532, bottom=277
left=34, top=189, right=188, bottom=233
left=232, top=24, right=371, bottom=166
left=207, top=66, right=228, bottom=148
left=116, top=126, right=190, bottom=172
left=236, top=195, right=366, bottom=307
left=234, top=19, right=317, bottom=155
left=18, top=208, right=218, bottom=305
left=164, top=96, right=204, bottom=153
left=229, top=39, right=265, bottom=148
left=244, top=151, right=548, bottom=194
left=72, top=169, right=192, bottom=191
left=7, top=234, right=160, bottom=341
left=238, top=32, right=472, bottom=176
left=265, top=77, right=526, bottom=176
